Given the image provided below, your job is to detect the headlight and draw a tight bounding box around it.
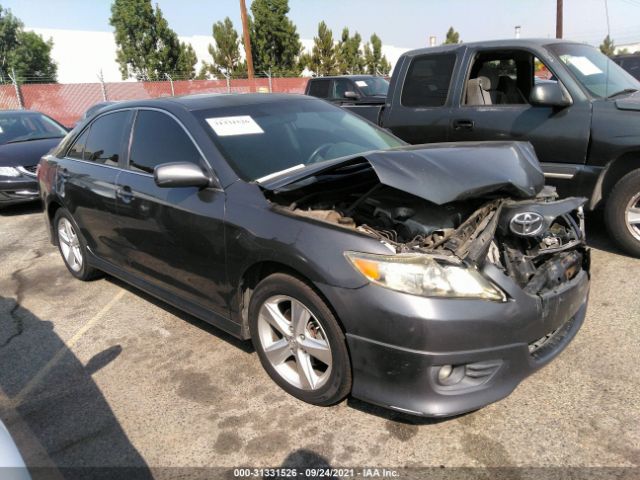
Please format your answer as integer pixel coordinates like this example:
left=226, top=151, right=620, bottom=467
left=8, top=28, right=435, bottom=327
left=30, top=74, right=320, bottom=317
left=0, top=167, right=20, bottom=177
left=345, top=252, right=506, bottom=301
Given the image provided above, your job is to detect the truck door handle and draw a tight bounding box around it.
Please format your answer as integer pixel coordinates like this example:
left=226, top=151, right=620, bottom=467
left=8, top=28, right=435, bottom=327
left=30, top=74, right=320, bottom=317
left=453, top=119, right=474, bottom=131
left=59, top=168, right=69, bottom=179
left=116, top=186, right=134, bottom=204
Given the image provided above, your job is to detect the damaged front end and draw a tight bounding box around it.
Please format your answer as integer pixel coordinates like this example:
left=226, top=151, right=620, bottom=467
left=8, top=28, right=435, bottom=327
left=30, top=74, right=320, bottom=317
left=262, top=142, right=589, bottom=299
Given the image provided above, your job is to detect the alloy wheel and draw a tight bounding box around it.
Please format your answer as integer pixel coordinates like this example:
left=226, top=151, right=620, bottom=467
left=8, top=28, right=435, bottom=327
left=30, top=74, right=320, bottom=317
left=626, top=192, right=640, bottom=242
left=58, top=217, right=83, bottom=272
left=257, top=295, right=333, bottom=391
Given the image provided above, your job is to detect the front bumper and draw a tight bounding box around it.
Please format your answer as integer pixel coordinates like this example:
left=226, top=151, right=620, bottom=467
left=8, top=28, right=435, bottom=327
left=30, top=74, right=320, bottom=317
left=0, top=177, right=40, bottom=207
left=317, top=260, right=590, bottom=417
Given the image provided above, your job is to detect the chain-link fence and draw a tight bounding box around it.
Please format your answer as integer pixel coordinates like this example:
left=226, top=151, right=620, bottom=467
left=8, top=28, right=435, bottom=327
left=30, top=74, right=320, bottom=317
left=0, top=73, right=310, bottom=127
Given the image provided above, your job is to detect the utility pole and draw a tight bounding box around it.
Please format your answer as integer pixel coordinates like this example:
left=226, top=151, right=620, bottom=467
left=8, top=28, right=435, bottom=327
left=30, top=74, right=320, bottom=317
left=556, top=0, right=563, bottom=39
left=240, top=0, right=254, bottom=79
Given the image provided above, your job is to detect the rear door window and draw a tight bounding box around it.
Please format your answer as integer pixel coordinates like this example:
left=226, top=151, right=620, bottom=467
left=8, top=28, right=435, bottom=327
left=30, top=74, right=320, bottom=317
left=307, top=79, right=331, bottom=98
left=128, top=110, right=203, bottom=174
left=401, top=53, right=456, bottom=107
left=83, top=111, right=130, bottom=166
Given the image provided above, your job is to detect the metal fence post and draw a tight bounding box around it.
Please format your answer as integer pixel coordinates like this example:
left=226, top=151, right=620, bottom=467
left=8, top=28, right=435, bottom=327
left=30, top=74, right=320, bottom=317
left=224, top=72, right=231, bottom=93
left=9, top=68, right=24, bottom=109
left=165, top=73, right=175, bottom=96
left=97, top=70, right=108, bottom=101
left=267, top=69, right=272, bottom=93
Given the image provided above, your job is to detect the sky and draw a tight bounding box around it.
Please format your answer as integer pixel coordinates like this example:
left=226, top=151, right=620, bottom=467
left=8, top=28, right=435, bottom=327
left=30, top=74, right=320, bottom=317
left=2, top=0, right=640, bottom=82
left=4, top=0, right=640, bottom=46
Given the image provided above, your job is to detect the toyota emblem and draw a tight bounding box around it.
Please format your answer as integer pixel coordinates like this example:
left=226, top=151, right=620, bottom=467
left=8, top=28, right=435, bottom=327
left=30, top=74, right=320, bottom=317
left=510, top=212, right=544, bottom=236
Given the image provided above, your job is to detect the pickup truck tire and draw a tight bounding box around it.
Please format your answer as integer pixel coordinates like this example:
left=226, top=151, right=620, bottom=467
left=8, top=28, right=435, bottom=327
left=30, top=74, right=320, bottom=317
left=605, top=169, right=640, bottom=257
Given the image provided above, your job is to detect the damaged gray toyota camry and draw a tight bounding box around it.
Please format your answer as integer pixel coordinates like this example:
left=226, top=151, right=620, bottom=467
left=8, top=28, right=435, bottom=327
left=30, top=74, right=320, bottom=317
left=39, top=94, right=590, bottom=417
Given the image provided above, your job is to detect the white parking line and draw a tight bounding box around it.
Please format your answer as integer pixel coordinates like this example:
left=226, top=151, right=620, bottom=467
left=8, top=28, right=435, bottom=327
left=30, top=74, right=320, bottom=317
left=7, top=289, right=126, bottom=409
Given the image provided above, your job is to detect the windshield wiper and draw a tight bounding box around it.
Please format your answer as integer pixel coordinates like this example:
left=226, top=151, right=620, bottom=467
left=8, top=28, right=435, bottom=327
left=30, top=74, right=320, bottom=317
left=607, top=88, right=638, bottom=99
left=5, top=135, right=63, bottom=144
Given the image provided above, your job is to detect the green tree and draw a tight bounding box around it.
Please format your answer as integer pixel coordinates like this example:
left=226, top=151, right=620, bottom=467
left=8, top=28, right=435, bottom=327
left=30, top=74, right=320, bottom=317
left=336, top=27, right=364, bottom=74
left=153, top=5, right=196, bottom=79
left=309, top=21, right=337, bottom=76
left=600, top=34, right=615, bottom=57
left=297, top=51, right=312, bottom=73
left=110, top=0, right=197, bottom=80
left=201, top=17, right=246, bottom=78
left=443, top=26, right=461, bottom=44
left=363, top=33, right=390, bottom=75
left=249, top=0, right=302, bottom=75
left=0, top=5, right=56, bottom=82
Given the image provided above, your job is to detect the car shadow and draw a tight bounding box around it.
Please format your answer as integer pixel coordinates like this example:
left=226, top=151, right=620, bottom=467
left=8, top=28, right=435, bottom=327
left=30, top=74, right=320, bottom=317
left=0, top=202, right=43, bottom=217
left=584, top=211, right=627, bottom=256
left=0, top=296, right=153, bottom=480
left=104, top=276, right=255, bottom=354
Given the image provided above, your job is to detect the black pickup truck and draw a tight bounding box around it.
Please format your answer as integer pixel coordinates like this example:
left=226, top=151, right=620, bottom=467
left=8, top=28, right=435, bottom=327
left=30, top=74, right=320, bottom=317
left=305, top=75, right=389, bottom=123
left=341, top=39, right=640, bottom=256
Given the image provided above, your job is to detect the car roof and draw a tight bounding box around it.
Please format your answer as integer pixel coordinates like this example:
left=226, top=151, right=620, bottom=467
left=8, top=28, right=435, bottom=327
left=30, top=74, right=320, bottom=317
left=98, top=93, right=323, bottom=114
left=0, top=109, right=49, bottom=117
left=402, top=38, right=589, bottom=57
left=309, top=75, right=384, bottom=80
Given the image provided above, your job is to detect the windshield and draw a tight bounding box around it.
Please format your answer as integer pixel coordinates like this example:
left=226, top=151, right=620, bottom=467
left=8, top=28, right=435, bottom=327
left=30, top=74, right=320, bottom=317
left=198, top=98, right=403, bottom=182
left=548, top=43, right=640, bottom=98
left=0, top=112, right=67, bottom=145
left=356, top=77, right=389, bottom=96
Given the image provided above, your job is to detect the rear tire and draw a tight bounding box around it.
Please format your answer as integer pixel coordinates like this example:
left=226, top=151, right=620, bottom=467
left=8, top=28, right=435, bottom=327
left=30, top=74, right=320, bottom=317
left=605, top=169, right=640, bottom=258
left=249, top=273, right=351, bottom=406
left=53, top=208, right=101, bottom=280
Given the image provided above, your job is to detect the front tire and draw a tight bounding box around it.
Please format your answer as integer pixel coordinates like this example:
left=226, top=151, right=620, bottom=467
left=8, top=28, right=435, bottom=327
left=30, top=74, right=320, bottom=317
left=605, top=169, right=640, bottom=257
left=54, top=208, right=101, bottom=280
left=249, top=273, right=352, bottom=406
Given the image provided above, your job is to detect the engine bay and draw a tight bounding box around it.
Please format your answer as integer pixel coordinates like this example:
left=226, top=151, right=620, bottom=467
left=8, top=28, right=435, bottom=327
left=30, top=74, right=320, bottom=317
left=267, top=178, right=588, bottom=296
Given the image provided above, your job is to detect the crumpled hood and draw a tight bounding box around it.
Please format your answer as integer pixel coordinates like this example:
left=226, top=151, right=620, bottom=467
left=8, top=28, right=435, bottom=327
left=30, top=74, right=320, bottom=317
left=262, top=141, right=544, bottom=205
left=0, top=137, right=62, bottom=167
left=615, top=92, right=640, bottom=111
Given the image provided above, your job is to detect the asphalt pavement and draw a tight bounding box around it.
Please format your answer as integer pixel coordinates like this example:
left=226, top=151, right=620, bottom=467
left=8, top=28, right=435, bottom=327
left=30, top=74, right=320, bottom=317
left=0, top=203, right=638, bottom=479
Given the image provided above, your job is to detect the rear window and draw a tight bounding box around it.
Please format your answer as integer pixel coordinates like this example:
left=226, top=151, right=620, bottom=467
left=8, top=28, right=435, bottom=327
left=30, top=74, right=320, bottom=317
left=401, top=53, right=457, bottom=107
left=307, top=79, right=331, bottom=98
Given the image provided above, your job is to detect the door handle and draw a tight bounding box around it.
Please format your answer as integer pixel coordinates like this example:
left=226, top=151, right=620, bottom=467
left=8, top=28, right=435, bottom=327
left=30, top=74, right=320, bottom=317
left=59, top=168, right=70, bottom=179
left=453, top=119, right=474, bottom=131
left=116, top=186, right=134, bottom=204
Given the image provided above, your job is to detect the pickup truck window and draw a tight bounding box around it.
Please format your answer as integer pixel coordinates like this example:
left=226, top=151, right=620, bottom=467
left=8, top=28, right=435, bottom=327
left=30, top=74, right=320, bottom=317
left=401, top=53, right=456, bottom=107
left=549, top=43, right=639, bottom=98
left=308, top=79, right=331, bottom=99
left=465, top=51, right=550, bottom=106
left=356, top=77, right=389, bottom=96
left=331, top=78, right=355, bottom=100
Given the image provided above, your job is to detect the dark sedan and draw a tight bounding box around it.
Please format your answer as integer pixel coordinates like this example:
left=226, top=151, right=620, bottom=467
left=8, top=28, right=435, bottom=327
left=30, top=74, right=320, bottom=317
left=38, top=94, right=590, bottom=417
left=0, top=110, right=67, bottom=207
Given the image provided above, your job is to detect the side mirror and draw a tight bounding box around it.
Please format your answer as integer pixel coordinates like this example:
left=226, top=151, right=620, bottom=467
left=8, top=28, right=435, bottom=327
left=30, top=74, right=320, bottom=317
left=530, top=82, right=572, bottom=108
left=344, top=91, right=360, bottom=100
left=154, top=162, right=211, bottom=188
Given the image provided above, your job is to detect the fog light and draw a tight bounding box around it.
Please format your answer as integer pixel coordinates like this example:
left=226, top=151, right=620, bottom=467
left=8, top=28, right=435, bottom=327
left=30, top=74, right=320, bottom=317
left=436, top=364, right=465, bottom=386
left=438, top=365, right=453, bottom=382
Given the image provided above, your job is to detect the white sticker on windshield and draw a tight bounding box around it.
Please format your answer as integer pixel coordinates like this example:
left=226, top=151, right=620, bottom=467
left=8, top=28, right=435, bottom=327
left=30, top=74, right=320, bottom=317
left=206, top=115, right=264, bottom=136
left=355, top=80, right=368, bottom=87
left=567, top=56, right=603, bottom=76
left=0, top=126, right=3, bottom=133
